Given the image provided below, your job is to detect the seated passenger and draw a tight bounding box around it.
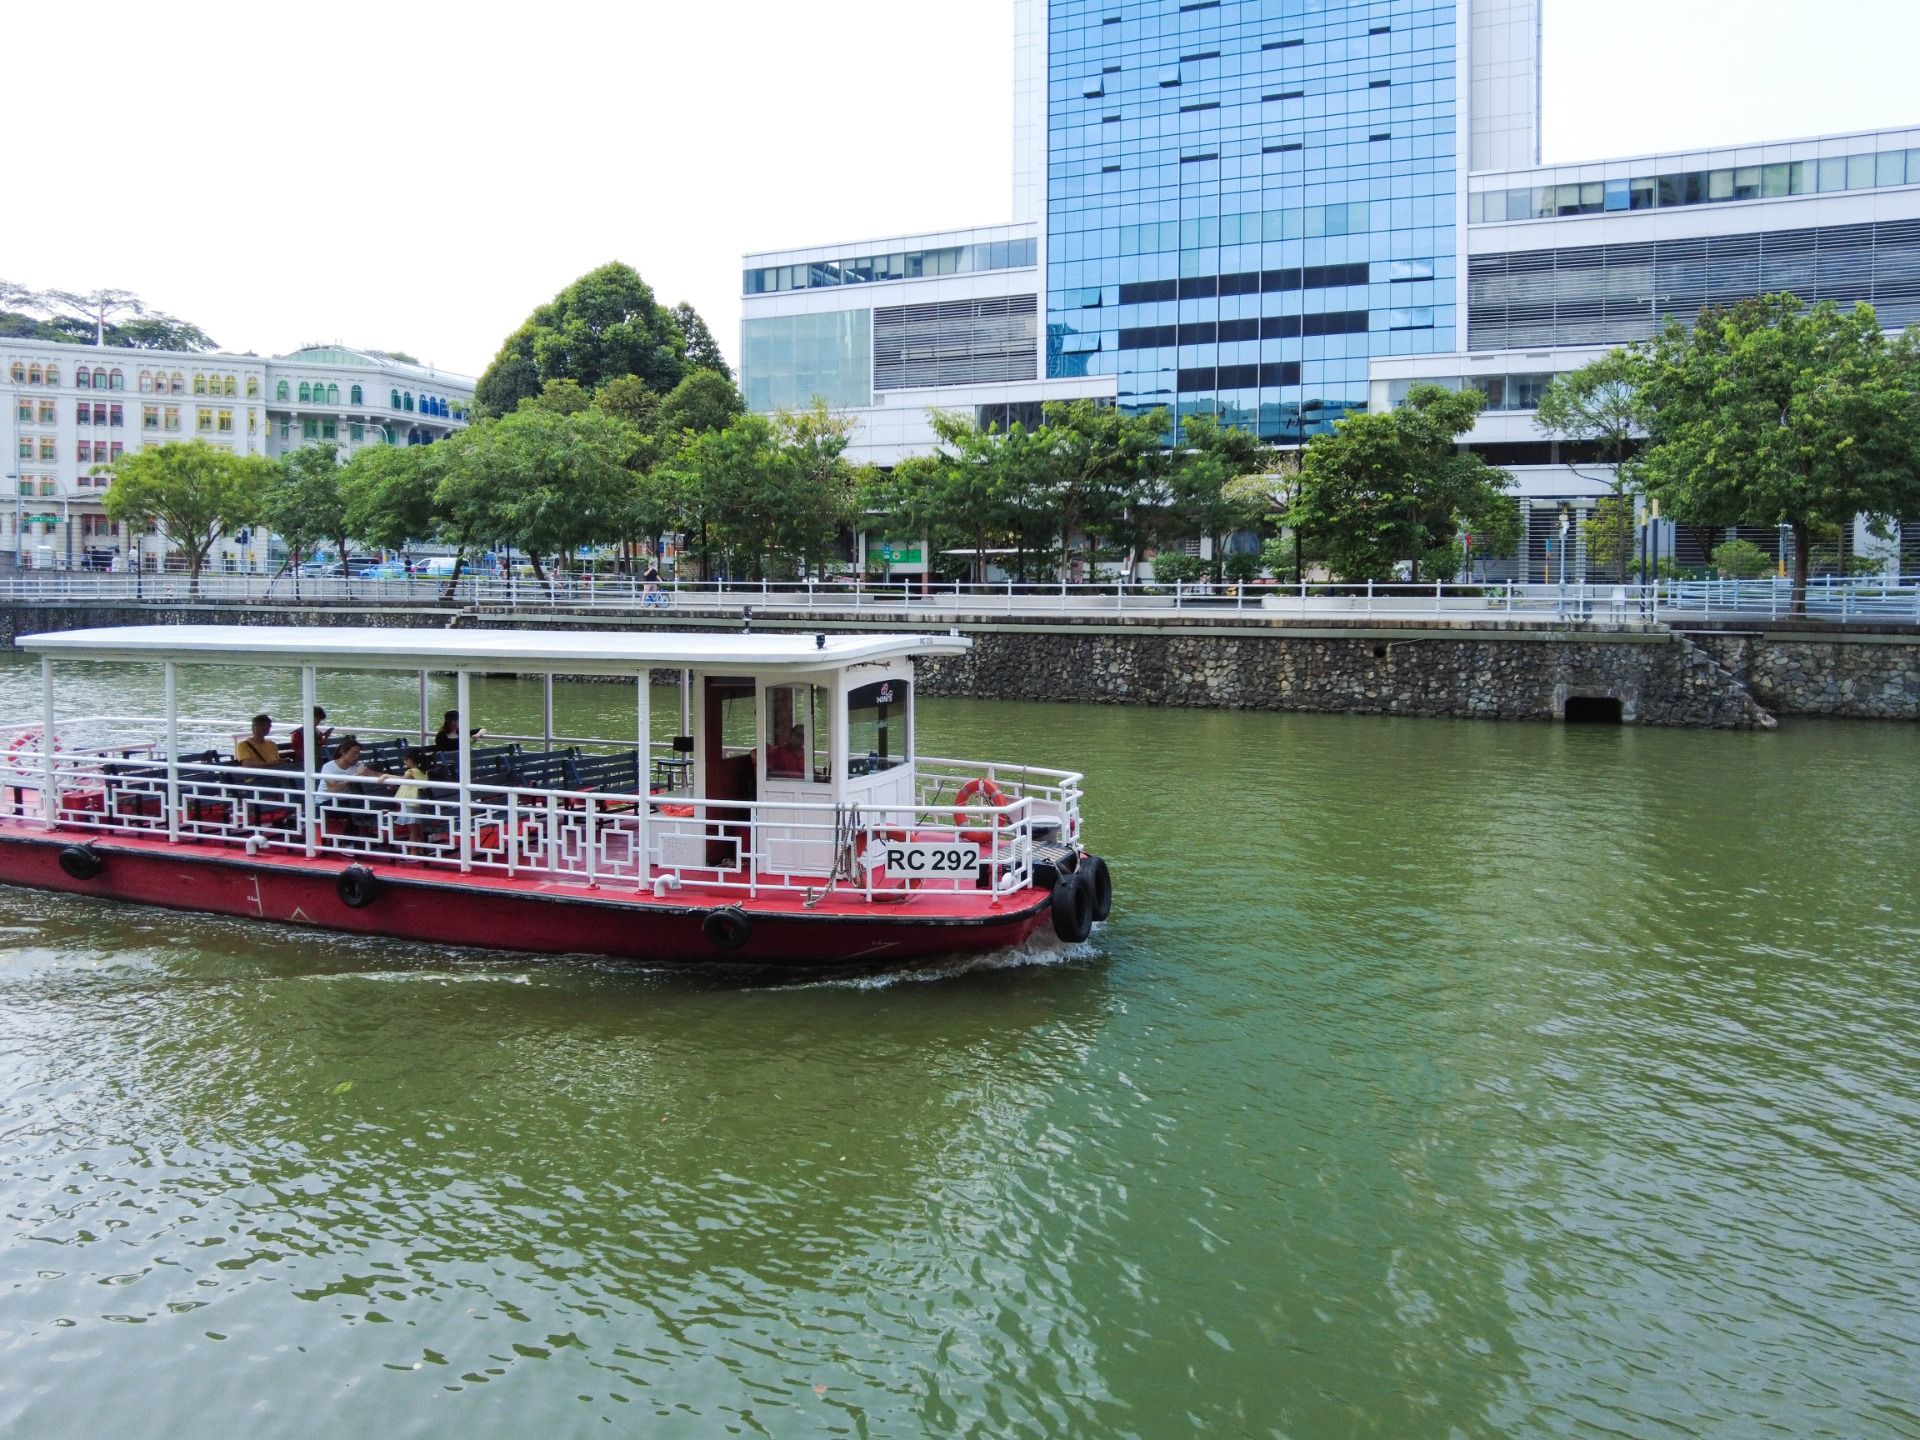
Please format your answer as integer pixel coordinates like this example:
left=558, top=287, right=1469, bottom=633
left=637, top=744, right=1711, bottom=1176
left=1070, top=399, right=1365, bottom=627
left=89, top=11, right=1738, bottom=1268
left=235, top=713, right=282, bottom=768
left=320, top=735, right=400, bottom=796
left=767, top=725, right=806, bottom=779
left=285, top=705, right=333, bottom=766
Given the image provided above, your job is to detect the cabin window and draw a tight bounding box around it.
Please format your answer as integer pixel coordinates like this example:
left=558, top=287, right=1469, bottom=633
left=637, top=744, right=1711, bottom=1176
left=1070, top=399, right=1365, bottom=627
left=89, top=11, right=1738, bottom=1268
left=846, top=678, right=908, bottom=775
left=765, top=683, right=830, bottom=782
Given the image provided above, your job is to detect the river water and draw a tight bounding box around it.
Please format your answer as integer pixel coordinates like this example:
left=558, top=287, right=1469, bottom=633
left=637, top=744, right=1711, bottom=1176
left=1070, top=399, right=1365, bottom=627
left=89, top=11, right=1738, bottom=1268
left=0, top=656, right=1916, bottom=1438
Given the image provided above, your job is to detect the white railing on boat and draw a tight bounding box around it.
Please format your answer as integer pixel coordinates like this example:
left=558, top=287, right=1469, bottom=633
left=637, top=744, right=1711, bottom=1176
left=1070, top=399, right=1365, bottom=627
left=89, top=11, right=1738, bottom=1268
left=0, top=719, right=1083, bottom=903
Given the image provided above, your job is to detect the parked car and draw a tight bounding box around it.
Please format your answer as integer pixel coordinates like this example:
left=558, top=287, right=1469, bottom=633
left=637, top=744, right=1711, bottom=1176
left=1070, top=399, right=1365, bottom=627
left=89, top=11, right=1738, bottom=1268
left=360, top=560, right=409, bottom=580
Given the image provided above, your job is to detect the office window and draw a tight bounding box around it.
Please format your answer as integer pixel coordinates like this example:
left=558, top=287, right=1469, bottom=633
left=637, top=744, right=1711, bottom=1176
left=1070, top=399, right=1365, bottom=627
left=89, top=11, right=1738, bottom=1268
left=197, top=407, right=214, bottom=432
left=741, top=310, right=873, bottom=412
left=170, top=372, right=184, bottom=394
left=74, top=366, right=90, bottom=388
left=109, top=403, right=122, bottom=427
left=109, top=441, right=122, bottom=460
left=76, top=402, right=90, bottom=426
left=14, top=399, right=28, bottom=423
left=247, top=375, right=259, bottom=397
left=193, top=374, right=208, bottom=395
left=217, top=409, right=233, bottom=433
left=349, top=423, right=363, bottom=442
left=108, top=368, right=123, bottom=390
left=38, top=400, right=54, bottom=423
left=28, top=364, right=42, bottom=384
left=248, top=410, right=257, bottom=433
left=39, top=438, right=56, bottom=460
left=302, top=418, right=318, bottom=439
left=143, top=405, right=159, bottom=430
left=321, top=419, right=336, bottom=439
left=138, top=370, right=153, bottom=393
left=164, top=407, right=180, bottom=431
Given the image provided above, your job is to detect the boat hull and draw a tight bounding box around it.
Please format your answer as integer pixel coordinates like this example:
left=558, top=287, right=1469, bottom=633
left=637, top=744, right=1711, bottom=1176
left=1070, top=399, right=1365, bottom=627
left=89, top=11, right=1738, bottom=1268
left=0, top=831, right=1057, bottom=968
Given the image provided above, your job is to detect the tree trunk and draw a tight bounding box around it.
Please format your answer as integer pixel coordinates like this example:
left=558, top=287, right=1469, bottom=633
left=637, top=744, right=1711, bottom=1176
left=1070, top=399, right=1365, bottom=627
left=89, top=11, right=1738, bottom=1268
left=337, top=532, right=351, bottom=594
left=1791, top=518, right=1810, bottom=616
left=528, top=550, right=547, bottom=583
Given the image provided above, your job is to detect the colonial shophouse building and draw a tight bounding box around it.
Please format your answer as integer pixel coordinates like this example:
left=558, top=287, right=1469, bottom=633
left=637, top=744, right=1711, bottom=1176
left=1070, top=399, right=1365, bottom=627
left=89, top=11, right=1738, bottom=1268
left=3, top=341, right=472, bottom=570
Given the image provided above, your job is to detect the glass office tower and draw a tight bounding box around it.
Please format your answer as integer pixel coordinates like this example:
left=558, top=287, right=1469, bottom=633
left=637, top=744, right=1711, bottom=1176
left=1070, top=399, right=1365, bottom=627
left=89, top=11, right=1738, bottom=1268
left=1045, top=0, right=1459, bottom=440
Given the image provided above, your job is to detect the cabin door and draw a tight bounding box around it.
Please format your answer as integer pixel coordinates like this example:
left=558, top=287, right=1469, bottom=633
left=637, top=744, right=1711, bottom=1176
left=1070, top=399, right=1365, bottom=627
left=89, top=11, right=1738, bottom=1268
left=702, top=677, right=757, bottom=867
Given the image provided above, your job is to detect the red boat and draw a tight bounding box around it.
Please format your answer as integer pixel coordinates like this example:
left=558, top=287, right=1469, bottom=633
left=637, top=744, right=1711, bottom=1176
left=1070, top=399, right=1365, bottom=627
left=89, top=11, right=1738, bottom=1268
left=1, top=626, right=1111, bottom=968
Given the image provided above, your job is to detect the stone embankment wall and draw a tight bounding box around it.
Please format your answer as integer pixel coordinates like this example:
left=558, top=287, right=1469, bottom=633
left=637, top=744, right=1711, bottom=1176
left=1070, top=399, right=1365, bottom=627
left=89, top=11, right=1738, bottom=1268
left=1685, top=628, right=1920, bottom=721
left=5, top=600, right=1917, bottom=727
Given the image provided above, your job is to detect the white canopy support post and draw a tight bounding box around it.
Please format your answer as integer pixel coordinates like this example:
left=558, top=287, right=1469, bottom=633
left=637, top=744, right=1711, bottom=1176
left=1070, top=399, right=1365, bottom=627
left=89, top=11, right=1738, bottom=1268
left=163, top=660, right=180, bottom=843
left=635, top=667, right=650, bottom=888
left=418, top=669, right=429, bottom=744
left=456, top=669, right=472, bottom=874
left=301, top=664, right=318, bottom=858
left=679, top=668, right=691, bottom=736
left=38, top=655, right=55, bottom=824
left=542, top=673, right=554, bottom=754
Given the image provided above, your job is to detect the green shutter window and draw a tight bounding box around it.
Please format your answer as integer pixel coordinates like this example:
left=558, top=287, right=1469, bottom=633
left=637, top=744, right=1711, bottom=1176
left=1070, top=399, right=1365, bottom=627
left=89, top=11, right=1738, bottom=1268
left=350, top=423, right=364, bottom=442
left=298, top=382, right=311, bottom=403
left=302, top=419, right=318, bottom=439
left=350, top=384, right=363, bottom=405
left=276, top=380, right=289, bottom=401
left=326, top=383, right=340, bottom=404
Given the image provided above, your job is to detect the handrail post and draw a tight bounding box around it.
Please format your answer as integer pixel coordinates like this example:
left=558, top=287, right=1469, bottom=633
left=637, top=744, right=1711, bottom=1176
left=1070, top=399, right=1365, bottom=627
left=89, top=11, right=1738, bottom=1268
left=1366, top=579, right=1373, bottom=615
left=38, top=655, right=56, bottom=825
left=301, top=663, right=318, bottom=857
left=456, top=669, right=472, bottom=874
left=163, top=660, right=179, bottom=843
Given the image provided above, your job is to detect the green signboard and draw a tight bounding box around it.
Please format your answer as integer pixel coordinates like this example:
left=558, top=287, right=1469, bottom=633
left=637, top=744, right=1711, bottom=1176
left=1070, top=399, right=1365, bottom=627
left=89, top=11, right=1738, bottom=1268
left=864, top=538, right=924, bottom=565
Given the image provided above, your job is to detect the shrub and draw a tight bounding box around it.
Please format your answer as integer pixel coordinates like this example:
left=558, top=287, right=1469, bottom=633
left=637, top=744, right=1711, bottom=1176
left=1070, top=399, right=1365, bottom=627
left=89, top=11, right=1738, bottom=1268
left=1222, top=552, right=1261, bottom=584
left=1151, top=552, right=1207, bottom=585
left=1711, top=538, right=1773, bottom=579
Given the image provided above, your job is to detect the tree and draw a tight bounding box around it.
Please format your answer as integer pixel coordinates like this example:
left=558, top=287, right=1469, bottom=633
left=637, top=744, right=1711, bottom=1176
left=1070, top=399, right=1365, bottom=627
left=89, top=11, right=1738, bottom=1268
left=1581, top=495, right=1638, bottom=582
left=656, top=369, right=745, bottom=439
left=341, top=445, right=441, bottom=562
left=516, top=378, right=595, bottom=415
left=0, top=280, right=217, bottom=350
left=474, top=263, right=693, bottom=415
left=867, top=411, right=1049, bottom=584
left=667, top=414, right=784, bottom=579
left=592, top=374, right=661, bottom=432
left=1040, top=399, right=1169, bottom=579
left=437, top=409, right=639, bottom=580
left=1534, top=350, right=1644, bottom=481
left=1163, top=413, right=1275, bottom=581
left=670, top=302, right=732, bottom=381
left=263, top=444, right=351, bottom=580
left=1712, top=538, right=1773, bottom=579
left=1631, top=296, right=1920, bottom=612
left=102, top=440, right=269, bottom=592
left=768, top=404, right=860, bottom=578
left=1289, top=384, right=1517, bottom=583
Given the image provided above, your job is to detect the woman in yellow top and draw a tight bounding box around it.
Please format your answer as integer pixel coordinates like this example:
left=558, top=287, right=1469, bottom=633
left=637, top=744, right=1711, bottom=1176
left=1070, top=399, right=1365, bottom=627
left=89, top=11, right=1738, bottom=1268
left=235, top=713, right=282, bottom=768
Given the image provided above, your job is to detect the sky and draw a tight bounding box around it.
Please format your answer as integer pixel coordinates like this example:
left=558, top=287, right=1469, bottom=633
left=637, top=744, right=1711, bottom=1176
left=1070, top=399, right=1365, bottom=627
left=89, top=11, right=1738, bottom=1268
left=7, top=0, right=1920, bottom=382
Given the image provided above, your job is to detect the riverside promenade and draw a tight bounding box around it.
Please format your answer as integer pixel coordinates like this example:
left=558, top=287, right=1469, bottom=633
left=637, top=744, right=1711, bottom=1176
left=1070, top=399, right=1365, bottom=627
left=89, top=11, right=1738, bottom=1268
left=2, top=575, right=1917, bottom=727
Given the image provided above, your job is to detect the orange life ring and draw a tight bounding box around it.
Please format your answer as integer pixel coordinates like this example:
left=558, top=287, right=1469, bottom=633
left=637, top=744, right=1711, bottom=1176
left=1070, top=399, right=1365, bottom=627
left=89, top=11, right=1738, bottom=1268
left=953, top=777, right=1011, bottom=845
left=6, top=727, right=61, bottom=781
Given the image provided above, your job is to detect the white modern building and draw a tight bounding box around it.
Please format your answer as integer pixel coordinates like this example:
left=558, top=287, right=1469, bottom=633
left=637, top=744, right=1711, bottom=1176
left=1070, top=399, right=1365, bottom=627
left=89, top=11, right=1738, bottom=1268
left=741, top=0, right=1920, bottom=579
left=3, top=340, right=471, bottom=570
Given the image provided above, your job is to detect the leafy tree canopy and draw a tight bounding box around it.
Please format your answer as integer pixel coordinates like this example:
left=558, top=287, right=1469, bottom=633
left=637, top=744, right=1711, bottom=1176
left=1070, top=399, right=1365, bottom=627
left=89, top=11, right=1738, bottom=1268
left=655, top=369, right=746, bottom=439
left=670, top=302, right=732, bottom=382
left=475, top=262, right=722, bottom=416
left=1534, top=348, right=1644, bottom=480
left=0, top=280, right=217, bottom=350
left=262, top=444, right=349, bottom=567
left=341, top=444, right=441, bottom=554
left=1290, top=384, right=1517, bottom=582
left=1630, top=295, right=1920, bottom=610
left=1162, top=413, right=1276, bottom=579
left=102, top=440, right=270, bottom=587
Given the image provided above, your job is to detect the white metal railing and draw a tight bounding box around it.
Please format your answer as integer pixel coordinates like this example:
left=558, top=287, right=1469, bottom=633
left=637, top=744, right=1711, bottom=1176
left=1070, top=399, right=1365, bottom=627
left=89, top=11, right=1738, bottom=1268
left=3, top=722, right=1084, bottom=903
left=2, top=570, right=1915, bottom=623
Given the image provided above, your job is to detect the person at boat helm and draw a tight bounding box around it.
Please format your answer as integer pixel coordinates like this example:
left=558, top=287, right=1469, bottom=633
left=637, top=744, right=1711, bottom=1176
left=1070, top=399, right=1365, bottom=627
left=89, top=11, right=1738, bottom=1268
left=767, top=724, right=806, bottom=779
left=235, top=713, right=282, bottom=768
left=321, top=735, right=402, bottom=796
left=285, top=706, right=332, bottom=766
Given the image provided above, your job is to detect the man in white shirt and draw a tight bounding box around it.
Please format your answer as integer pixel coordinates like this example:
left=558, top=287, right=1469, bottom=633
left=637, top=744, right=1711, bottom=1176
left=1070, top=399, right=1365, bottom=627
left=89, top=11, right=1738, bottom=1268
left=320, top=736, right=399, bottom=795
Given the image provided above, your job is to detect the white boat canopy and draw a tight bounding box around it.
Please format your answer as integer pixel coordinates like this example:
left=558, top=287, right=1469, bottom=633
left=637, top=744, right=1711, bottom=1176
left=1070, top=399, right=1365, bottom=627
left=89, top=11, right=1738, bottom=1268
left=16, top=625, right=972, bottom=675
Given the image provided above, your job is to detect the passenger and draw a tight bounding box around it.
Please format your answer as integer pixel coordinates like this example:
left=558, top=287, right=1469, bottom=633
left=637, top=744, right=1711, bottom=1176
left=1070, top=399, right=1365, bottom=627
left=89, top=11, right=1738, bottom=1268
left=767, top=725, right=805, bottom=779
left=235, top=713, right=283, bottom=768
left=285, top=706, right=332, bottom=766
left=432, top=709, right=484, bottom=752
left=395, top=747, right=437, bottom=829
left=320, top=735, right=400, bottom=795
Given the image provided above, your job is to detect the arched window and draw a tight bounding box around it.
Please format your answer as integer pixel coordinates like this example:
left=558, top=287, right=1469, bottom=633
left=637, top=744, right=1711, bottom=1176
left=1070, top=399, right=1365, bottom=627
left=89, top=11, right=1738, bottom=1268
left=403, top=392, right=414, bottom=412
left=246, top=376, right=259, bottom=397
left=109, top=369, right=124, bottom=390
left=223, top=375, right=236, bottom=396
left=7, top=363, right=21, bottom=383
left=297, top=382, right=311, bottom=403
left=390, top=388, right=401, bottom=409
left=74, top=365, right=90, bottom=388
left=170, top=372, right=184, bottom=394
left=138, top=371, right=152, bottom=393
left=192, top=374, right=207, bottom=395
left=326, top=383, right=339, bottom=405
left=349, top=384, right=363, bottom=405
left=276, top=380, right=289, bottom=402
left=28, top=364, right=43, bottom=385
left=44, top=365, right=58, bottom=386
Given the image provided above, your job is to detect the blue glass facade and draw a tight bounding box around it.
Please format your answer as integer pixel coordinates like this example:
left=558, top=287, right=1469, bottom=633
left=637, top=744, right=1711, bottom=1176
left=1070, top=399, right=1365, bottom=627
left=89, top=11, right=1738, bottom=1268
left=1046, top=0, right=1459, bottom=439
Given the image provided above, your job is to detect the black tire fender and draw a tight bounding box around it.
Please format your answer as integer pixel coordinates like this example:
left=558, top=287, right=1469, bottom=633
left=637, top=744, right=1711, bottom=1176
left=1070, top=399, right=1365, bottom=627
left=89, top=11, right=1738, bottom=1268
left=703, top=906, right=753, bottom=953
left=1050, top=871, right=1093, bottom=944
left=337, top=864, right=380, bottom=909
left=58, top=843, right=104, bottom=881
left=1081, top=854, right=1113, bottom=923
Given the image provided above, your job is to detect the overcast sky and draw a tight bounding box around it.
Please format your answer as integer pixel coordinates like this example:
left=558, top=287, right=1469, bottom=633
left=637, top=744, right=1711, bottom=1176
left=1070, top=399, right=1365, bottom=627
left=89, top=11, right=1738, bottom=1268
left=8, top=0, right=1919, bottom=380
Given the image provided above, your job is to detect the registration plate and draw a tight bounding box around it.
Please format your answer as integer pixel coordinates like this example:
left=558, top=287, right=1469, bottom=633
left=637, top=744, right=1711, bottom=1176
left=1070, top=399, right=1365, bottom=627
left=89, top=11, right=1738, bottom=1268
left=877, top=841, right=982, bottom=877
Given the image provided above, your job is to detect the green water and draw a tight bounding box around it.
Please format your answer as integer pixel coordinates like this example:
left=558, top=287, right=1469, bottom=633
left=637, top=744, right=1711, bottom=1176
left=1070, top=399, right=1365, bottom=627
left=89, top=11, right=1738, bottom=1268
left=1, top=657, right=1917, bottom=1438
